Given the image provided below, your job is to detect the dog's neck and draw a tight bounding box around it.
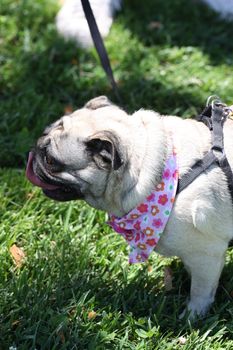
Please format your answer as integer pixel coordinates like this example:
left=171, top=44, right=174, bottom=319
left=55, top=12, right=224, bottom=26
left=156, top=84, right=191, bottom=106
left=106, top=111, right=172, bottom=217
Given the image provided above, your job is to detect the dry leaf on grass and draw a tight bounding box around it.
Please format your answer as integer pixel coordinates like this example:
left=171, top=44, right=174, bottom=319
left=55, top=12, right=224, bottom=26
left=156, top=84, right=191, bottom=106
left=164, top=266, right=173, bottom=291
left=147, top=265, right=153, bottom=273
left=10, top=244, right=25, bottom=268
left=12, top=319, right=20, bottom=327
left=88, top=311, right=97, bottom=320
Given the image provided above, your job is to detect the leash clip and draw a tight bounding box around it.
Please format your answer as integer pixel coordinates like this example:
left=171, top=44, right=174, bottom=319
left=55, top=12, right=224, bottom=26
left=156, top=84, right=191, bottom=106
left=223, top=105, right=233, bottom=119
left=206, top=95, right=222, bottom=107
left=207, top=95, right=233, bottom=120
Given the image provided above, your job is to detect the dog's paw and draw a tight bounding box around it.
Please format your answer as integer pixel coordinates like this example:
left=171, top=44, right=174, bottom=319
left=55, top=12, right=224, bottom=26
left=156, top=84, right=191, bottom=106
left=179, top=301, right=210, bottom=321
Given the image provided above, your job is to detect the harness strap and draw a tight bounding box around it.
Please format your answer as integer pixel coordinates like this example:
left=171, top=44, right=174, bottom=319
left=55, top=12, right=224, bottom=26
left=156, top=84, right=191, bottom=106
left=80, top=0, right=120, bottom=102
left=177, top=102, right=233, bottom=203
left=177, top=151, right=217, bottom=193
left=211, top=104, right=227, bottom=153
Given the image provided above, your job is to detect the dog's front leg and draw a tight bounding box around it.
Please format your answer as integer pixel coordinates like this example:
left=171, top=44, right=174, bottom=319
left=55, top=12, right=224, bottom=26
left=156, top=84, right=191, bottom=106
left=181, top=250, right=226, bottom=319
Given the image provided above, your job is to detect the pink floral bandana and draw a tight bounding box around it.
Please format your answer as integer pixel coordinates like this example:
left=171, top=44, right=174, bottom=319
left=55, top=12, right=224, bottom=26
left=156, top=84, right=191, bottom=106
left=108, top=150, right=178, bottom=264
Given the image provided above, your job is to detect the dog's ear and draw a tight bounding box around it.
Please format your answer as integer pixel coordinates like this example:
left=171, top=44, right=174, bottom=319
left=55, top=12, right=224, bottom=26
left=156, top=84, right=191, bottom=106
left=86, top=131, right=124, bottom=170
left=84, top=96, right=113, bottom=110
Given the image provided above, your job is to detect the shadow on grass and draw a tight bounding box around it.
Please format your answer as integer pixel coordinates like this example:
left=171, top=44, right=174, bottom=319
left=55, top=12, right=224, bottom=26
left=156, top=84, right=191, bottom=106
left=120, top=0, right=233, bottom=66
left=0, top=30, right=207, bottom=168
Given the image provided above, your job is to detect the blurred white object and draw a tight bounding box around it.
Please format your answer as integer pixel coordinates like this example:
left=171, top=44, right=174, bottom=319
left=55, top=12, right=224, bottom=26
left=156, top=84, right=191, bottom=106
left=201, top=0, right=233, bottom=18
left=56, top=0, right=233, bottom=49
left=56, top=0, right=122, bottom=48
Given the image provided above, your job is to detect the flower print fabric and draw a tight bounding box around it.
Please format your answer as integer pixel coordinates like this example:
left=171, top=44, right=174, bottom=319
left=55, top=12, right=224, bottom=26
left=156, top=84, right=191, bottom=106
left=108, top=150, right=178, bottom=264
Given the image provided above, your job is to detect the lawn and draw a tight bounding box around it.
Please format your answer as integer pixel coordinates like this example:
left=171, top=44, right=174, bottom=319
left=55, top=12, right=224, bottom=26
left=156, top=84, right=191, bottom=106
left=0, top=0, right=233, bottom=348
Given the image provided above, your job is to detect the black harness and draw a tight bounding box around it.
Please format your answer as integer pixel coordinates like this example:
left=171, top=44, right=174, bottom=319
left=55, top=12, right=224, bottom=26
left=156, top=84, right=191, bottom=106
left=177, top=100, right=233, bottom=202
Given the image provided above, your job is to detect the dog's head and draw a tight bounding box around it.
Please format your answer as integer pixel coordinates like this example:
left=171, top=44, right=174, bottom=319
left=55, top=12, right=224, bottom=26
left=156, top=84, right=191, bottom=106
left=26, top=96, right=166, bottom=215
left=26, top=97, right=132, bottom=214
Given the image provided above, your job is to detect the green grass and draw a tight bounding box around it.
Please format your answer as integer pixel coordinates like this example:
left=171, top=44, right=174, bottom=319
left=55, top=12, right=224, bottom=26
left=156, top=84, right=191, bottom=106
left=0, top=0, right=233, bottom=348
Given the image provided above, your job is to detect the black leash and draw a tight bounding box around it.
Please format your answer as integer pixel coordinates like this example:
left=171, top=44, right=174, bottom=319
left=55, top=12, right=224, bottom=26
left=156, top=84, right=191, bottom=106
left=80, top=0, right=121, bottom=102
left=177, top=101, right=233, bottom=203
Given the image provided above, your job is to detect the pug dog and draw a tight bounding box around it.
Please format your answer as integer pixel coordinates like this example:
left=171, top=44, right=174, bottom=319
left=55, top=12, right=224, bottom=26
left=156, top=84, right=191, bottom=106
left=26, top=96, right=233, bottom=318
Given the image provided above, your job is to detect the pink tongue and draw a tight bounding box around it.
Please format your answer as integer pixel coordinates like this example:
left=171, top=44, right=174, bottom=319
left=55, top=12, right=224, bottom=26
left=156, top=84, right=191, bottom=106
left=26, top=152, right=59, bottom=190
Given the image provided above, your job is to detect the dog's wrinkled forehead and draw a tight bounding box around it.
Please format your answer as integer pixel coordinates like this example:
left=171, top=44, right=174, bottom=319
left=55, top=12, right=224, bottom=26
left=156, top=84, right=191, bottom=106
left=43, top=109, right=92, bottom=138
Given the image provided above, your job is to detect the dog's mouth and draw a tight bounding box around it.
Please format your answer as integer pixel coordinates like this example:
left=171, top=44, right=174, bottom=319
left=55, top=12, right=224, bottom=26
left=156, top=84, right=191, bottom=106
left=26, top=152, right=84, bottom=201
